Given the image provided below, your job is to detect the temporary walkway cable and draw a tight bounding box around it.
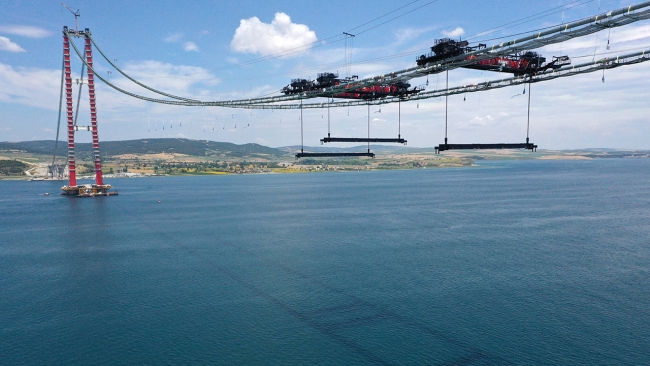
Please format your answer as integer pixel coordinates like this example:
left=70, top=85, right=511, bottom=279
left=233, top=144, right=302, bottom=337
left=52, top=51, right=66, bottom=170
left=466, top=0, right=595, bottom=43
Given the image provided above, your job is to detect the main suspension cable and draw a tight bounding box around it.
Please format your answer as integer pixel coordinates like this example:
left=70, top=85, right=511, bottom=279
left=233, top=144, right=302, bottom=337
left=89, top=35, right=199, bottom=102
left=466, top=0, right=595, bottom=42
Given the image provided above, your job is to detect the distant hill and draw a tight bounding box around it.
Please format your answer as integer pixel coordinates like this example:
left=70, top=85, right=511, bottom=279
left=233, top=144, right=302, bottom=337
left=0, top=139, right=287, bottom=158
left=0, top=159, right=27, bottom=176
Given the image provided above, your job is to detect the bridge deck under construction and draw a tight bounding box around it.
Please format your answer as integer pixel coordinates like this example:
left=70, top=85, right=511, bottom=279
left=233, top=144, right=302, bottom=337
left=321, top=137, right=406, bottom=144
left=435, top=143, right=537, bottom=153
left=295, top=152, right=376, bottom=158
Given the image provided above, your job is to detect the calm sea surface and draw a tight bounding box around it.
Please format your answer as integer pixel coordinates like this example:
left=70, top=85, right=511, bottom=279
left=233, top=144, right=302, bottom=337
left=1, top=159, right=649, bottom=365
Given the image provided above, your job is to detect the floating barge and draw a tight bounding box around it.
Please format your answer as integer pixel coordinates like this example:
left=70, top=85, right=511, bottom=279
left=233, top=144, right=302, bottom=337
left=61, top=184, right=118, bottom=197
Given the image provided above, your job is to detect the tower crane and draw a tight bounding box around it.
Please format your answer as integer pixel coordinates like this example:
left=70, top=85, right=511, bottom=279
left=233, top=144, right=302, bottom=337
left=61, top=3, right=80, bottom=34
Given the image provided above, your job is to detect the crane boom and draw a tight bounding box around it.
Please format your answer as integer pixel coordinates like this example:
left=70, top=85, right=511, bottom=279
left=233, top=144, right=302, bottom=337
left=61, top=3, right=80, bottom=34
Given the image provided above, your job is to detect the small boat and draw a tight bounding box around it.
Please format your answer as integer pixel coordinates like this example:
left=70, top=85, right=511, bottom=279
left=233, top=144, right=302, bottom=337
left=30, top=177, right=45, bottom=181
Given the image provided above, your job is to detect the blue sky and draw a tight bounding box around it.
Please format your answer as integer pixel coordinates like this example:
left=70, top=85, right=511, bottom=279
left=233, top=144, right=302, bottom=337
left=1, top=0, right=649, bottom=149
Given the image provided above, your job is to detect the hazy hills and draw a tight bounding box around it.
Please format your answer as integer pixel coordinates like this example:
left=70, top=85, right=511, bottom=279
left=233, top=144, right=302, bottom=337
left=3, top=139, right=648, bottom=161
left=0, top=138, right=433, bottom=158
left=0, top=139, right=286, bottom=158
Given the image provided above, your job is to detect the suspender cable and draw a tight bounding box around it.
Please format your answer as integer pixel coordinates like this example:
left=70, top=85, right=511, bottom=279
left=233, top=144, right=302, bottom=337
left=328, top=100, right=330, bottom=138
left=445, top=69, right=449, bottom=145
left=367, top=103, right=370, bottom=153
left=300, top=99, right=304, bottom=153
left=398, top=99, right=401, bottom=139
left=527, top=82, right=531, bottom=144
left=52, top=51, right=66, bottom=171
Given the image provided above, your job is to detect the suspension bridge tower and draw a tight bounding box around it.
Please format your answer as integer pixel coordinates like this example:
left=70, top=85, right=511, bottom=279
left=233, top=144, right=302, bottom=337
left=59, top=26, right=116, bottom=197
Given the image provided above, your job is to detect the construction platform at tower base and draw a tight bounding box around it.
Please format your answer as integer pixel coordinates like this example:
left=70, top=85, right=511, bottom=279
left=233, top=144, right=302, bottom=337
left=61, top=184, right=118, bottom=197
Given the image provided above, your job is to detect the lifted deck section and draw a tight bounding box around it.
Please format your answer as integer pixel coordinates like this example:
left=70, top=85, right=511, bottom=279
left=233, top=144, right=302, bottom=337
left=295, top=152, right=376, bottom=159
left=435, top=142, right=537, bottom=153
left=321, top=137, right=407, bottom=144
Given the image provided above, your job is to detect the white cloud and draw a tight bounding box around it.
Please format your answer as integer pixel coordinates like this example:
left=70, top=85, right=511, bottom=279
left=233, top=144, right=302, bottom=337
left=395, top=27, right=435, bottom=43
left=469, top=114, right=495, bottom=126
left=116, top=60, right=220, bottom=92
left=0, top=25, right=51, bottom=38
left=231, top=12, right=317, bottom=57
left=0, top=59, right=221, bottom=115
left=0, top=36, right=25, bottom=52
left=184, top=42, right=199, bottom=52
left=164, top=33, right=199, bottom=52
left=164, top=33, right=182, bottom=43
left=441, top=27, right=465, bottom=38
left=0, top=62, right=60, bottom=109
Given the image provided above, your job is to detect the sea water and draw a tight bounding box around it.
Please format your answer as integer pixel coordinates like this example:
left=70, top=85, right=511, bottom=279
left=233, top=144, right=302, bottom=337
left=1, top=159, right=649, bottom=365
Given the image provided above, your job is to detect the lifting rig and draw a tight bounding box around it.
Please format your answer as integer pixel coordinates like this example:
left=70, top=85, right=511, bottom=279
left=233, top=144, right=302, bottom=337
left=59, top=26, right=116, bottom=197
left=290, top=35, right=569, bottom=158
left=418, top=38, right=562, bottom=153
left=282, top=73, right=423, bottom=99
left=295, top=99, right=378, bottom=159
left=294, top=81, right=412, bottom=159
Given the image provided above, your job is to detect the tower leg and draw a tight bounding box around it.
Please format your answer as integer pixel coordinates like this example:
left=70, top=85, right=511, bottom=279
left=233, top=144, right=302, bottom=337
left=84, top=35, right=103, bottom=186
left=63, top=30, right=76, bottom=187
